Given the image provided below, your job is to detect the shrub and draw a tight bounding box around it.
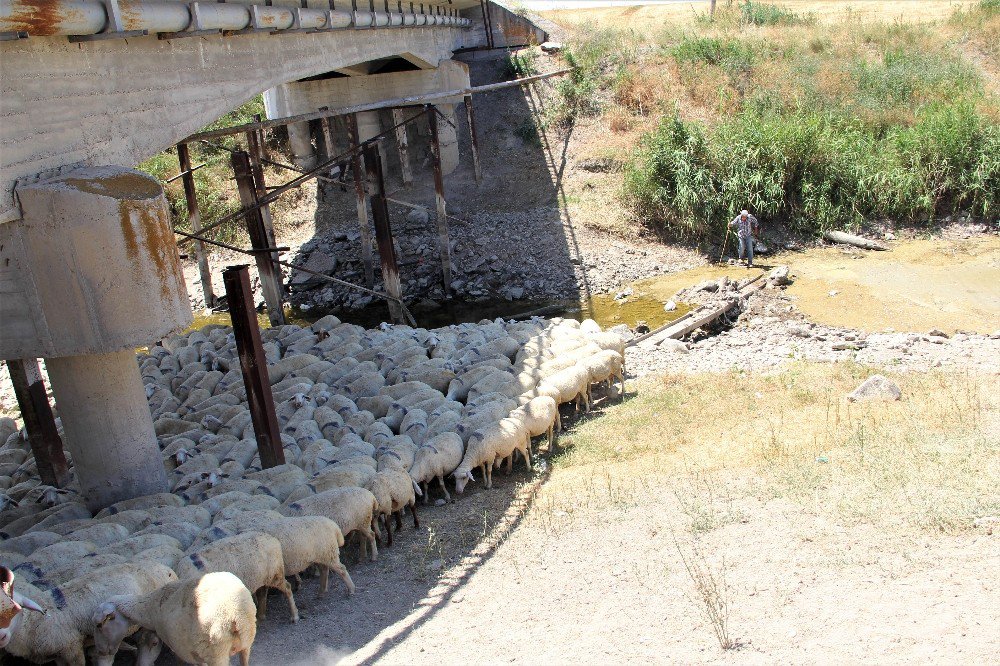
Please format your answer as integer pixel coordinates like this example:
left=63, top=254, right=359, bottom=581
left=739, top=1, right=804, bottom=26
left=623, top=104, right=1000, bottom=238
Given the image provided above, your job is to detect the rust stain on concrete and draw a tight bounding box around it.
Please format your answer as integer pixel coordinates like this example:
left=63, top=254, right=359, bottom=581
left=65, top=173, right=161, bottom=201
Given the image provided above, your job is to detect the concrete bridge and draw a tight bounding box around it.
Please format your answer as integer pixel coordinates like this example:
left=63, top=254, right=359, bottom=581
left=0, top=0, right=545, bottom=509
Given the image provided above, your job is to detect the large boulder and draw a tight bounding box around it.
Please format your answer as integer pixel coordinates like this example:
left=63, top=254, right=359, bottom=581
left=847, top=375, right=901, bottom=403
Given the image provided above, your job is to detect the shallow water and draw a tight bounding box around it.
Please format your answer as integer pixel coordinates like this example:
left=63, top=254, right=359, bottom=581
left=185, top=236, right=1000, bottom=336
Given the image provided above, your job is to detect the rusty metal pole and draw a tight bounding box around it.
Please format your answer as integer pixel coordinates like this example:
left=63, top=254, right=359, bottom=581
left=231, top=150, right=286, bottom=327
left=391, top=108, right=413, bottom=188
left=363, top=144, right=405, bottom=324
left=463, top=95, right=483, bottom=185
left=346, top=113, right=376, bottom=289
left=246, top=119, right=284, bottom=304
left=7, top=359, right=69, bottom=488
left=177, top=143, right=215, bottom=308
left=426, top=105, right=453, bottom=297
left=222, top=266, right=284, bottom=469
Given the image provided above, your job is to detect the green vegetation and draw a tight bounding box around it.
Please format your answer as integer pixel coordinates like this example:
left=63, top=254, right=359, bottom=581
left=557, top=2, right=1000, bottom=238
left=139, top=95, right=268, bottom=246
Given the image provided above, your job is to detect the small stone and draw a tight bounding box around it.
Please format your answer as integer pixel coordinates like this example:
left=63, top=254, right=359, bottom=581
left=828, top=290, right=839, bottom=297
left=429, top=558, right=444, bottom=571
left=540, top=41, right=563, bottom=53
left=405, top=209, right=429, bottom=225
left=847, top=375, right=902, bottom=403
left=767, top=265, right=791, bottom=286
left=434, top=498, right=447, bottom=507
left=657, top=339, right=689, bottom=353
left=663, top=300, right=677, bottom=312
left=635, top=321, right=650, bottom=334
left=928, top=329, right=949, bottom=338
left=884, top=231, right=896, bottom=240
left=508, top=286, right=525, bottom=300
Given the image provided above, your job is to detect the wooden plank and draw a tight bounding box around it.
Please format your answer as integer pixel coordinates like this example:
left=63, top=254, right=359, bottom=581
left=222, top=265, right=284, bottom=469
left=177, top=143, right=215, bottom=308
left=426, top=106, right=453, bottom=297
left=346, top=113, right=376, bottom=289
left=391, top=108, right=413, bottom=188
left=231, top=150, right=286, bottom=327
left=7, top=359, right=69, bottom=487
left=363, top=144, right=406, bottom=324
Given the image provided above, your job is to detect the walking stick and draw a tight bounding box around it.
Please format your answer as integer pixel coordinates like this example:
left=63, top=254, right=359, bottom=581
left=718, top=225, right=731, bottom=264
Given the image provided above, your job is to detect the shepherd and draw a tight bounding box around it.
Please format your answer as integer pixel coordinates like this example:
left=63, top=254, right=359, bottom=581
left=729, top=209, right=760, bottom=268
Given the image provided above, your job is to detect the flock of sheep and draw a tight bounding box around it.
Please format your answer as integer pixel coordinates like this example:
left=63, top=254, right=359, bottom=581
left=0, top=314, right=625, bottom=665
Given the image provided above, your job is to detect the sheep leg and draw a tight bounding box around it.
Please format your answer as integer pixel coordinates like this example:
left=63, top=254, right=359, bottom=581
left=505, top=454, right=513, bottom=475
left=256, top=587, right=269, bottom=620
left=329, top=559, right=356, bottom=596
left=362, top=525, right=378, bottom=561
left=480, top=462, right=491, bottom=489
left=421, top=481, right=430, bottom=505
left=556, top=410, right=562, bottom=432
left=394, top=510, right=403, bottom=532
left=385, top=513, right=394, bottom=547
left=522, top=445, right=532, bottom=471
left=486, top=461, right=494, bottom=488
left=438, top=475, right=452, bottom=503
left=319, top=564, right=329, bottom=594
left=240, top=649, right=252, bottom=666
left=271, top=577, right=299, bottom=623
left=409, top=500, right=420, bottom=528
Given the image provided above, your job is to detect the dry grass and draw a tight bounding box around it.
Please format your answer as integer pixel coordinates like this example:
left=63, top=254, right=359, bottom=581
left=535, top=363, right=999, bottom=535
left=541, top=1, right=977, bottom=35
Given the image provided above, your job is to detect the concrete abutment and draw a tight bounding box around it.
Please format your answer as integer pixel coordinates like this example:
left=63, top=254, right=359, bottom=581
left=0, top=166, right=191, bottom=510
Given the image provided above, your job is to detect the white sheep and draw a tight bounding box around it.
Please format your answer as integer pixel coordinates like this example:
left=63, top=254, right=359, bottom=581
left=508, top=395, right=561, bottom=452
left=453, top=418, right=529, bottom=493
left=245, top=516, right=355, bottom=597
left=0, top=562, right=178, bottom=666
left=365, top=469, right=419, bottom=546
left=91, top=571, right=256, bottom=666
left=175, top=531, right=299, bottom=623
left=538, top=364, right=591, bottom=413
left=408, top=433, right=464, bottom=503
left=281, top=487, right=380, bottom=562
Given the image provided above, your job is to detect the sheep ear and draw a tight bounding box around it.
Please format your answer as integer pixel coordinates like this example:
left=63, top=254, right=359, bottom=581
left=411, top=479, right=423, bottom=497
left=467, top=471, right=476, bottom=482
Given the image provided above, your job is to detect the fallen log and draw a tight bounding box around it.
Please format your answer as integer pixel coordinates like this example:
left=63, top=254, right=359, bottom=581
left=628, top=273, right=766, bottom=348
left=823, top=230, right=888, bottom=251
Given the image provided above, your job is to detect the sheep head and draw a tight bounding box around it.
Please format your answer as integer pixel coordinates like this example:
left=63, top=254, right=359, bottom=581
left=91, top=600, right=134, bottom=663
left=453, top=469, right=475, bottom=494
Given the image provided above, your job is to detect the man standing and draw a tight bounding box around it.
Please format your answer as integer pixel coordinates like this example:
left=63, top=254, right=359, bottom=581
left=729, top=209, right=760, bottom=268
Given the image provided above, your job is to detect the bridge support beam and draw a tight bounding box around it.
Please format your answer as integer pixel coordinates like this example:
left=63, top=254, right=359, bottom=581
left=1, top=166, right=190, bottom=511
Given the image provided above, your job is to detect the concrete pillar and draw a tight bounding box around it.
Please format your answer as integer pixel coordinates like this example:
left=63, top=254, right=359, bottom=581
left=356, top=110, right=387, bottom=166
left=46, top=351, right=168, bottom=511
left=2, top=166, right=191, bottom=511
left=287, top=121, right=317, bottom=170
left=434, top=104, right=460, bottom=175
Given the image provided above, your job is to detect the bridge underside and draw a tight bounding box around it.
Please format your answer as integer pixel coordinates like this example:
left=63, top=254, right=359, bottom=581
left=0, top=22, right=474, bottom=223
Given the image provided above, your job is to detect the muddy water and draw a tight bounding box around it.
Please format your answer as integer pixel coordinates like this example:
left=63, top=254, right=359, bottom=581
left=186, top=236, right=999, bottom=336
left=775, top=236, right=1000, bottom=334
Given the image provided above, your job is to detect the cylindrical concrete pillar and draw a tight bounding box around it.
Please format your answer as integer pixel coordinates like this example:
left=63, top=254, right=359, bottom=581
left=357, top=110, right=388, bottom=166
left=434, top=104, right=460, bottom=175
left=287, top=121, right=317, bottom=170
left=4, top=165, right=191, bottom=511
left=46, top=350, right=168, bottom=511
